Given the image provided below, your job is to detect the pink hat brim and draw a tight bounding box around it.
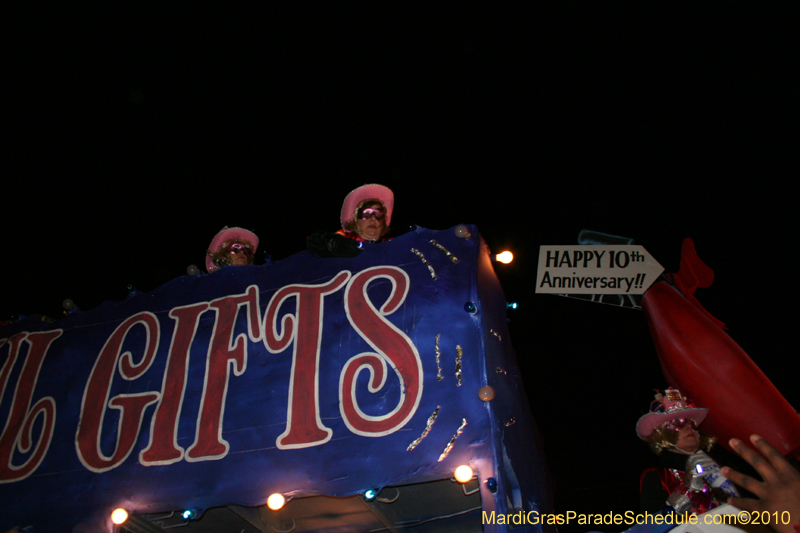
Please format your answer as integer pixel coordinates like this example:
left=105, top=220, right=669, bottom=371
left=340, top=184, right=394, bottom=230
left=205, top=227, right=259, bottom=273
left=635, top=408, right=708, bottom=440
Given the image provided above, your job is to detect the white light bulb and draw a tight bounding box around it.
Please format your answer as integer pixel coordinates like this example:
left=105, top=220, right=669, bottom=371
left=454, top=465, right=474, bottom=483
left=111, top=508, right=129, bottom=525
left=496, top=251, right=514, bottom=264
left=267, top=493, right=285, bottom=511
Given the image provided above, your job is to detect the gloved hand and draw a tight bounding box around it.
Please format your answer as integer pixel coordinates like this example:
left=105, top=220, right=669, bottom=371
left=686, top=451, right=717, bottom=478
left=688, top=451, right=740, bottom=497
left=307, top=232, right=361, bottom=258
left=685, top=468, right=706, bottom=492
left=667, top=491, right=693, bottom=514
left=684, top=451, right=714, bottom=493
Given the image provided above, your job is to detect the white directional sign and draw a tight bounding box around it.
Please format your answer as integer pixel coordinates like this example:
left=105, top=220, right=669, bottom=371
left=535, top=245, right=664, bottom=295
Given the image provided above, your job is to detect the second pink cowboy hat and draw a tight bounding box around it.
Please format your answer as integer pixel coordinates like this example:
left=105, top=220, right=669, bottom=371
left=635, top=387, right=708, bottom=440
left=340, top=184, right=394, bottom=231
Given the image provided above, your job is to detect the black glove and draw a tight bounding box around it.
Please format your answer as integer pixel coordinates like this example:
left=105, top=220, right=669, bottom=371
left=307, top=232, right=361, bottom=258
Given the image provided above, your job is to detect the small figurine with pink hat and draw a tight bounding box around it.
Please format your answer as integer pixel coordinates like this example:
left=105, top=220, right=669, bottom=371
left=638, top=387, right=739, bottom=515
left=205, top=226, right=259, bottom=273
left=306, top=184, right=394, bottom=258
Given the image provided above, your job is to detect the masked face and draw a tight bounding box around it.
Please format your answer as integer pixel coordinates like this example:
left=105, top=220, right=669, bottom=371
left=674, top=423, right=700, bottom=454
left=355, top=203, right=386, bottom=241
left=225, top=241, right=254, bottom=266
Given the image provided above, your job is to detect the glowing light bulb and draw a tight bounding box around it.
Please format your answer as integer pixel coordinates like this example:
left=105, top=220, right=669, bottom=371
left=364, top=488, right=378, bottom=501
left=496, top=251, right=513, bottom=264
left=454, top=225, right=471, bottom=239
left=267, top=493, right=285, bottom=511
left=478, top=386, right=495, bottom=402
left=181, top=508, right=197, bottom=520
left=111, top=508, right=129, bottom=524
left=454, top=465, right=474, bottom=483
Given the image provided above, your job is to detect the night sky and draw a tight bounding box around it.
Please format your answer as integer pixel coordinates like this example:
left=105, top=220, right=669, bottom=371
left=4, top=5, right=796, bottom=530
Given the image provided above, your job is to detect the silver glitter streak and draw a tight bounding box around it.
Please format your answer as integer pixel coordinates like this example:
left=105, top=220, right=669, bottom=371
left=410, top=248, right=437, bottom=279
left=428, top=239, right=459, bottom=264
left=438, top=418, right=468, bottom=462
left=435, top=334, right=443, bottom=381
left=455, top=345, right=463, bottom=386
left=407, top=406, right=441, bottom=451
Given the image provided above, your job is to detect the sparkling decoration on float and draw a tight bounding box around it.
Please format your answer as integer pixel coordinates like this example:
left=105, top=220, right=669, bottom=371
left=406, top=406, right=441, bottom=451
left=438, top=418, right=468, bottom=462
left=428, top=239, right=459, bottom=264
left=489, top=329, right=502, bottom=341
left=455, top=345, right=463, bottom=386
left=435, top=333, right=443, bottom=381
left=410, top=248, right=437, bottom=279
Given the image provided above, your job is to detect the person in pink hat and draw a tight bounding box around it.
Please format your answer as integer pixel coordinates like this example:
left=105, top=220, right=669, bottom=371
left=205, top=226, right=259, bottom=273
left=307, top=184, right=394, bottom=258
left=637, top=387, right=739, bottom=515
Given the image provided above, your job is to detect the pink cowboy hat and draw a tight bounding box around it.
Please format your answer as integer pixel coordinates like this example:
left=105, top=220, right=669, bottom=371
left=636, top=387, right=708, bottom=440
left=205, top=226, right=259, bottom=273
left=340, top=184, right=394, bottom=230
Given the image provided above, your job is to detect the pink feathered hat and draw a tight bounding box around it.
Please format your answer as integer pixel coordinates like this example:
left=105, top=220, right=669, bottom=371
left=205, top=226, right=259, bottom=273
left=340, top=184, right=394, bottom=230
left=636, top=387, right=708, bottom=440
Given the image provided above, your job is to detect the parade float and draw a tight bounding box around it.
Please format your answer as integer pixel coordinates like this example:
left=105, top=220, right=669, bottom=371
left=0, top=225, right=553, bottom=532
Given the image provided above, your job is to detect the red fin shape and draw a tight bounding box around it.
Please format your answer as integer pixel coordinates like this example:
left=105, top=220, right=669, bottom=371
left=667, top=238, right=726, bottom=330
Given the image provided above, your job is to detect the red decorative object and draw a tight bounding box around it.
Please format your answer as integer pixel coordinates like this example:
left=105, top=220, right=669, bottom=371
left=643, top=238, right=800, bottom=459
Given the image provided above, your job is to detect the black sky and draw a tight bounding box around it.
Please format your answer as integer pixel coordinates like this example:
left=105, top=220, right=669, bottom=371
left=4, top=4, right=797, bottom=530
